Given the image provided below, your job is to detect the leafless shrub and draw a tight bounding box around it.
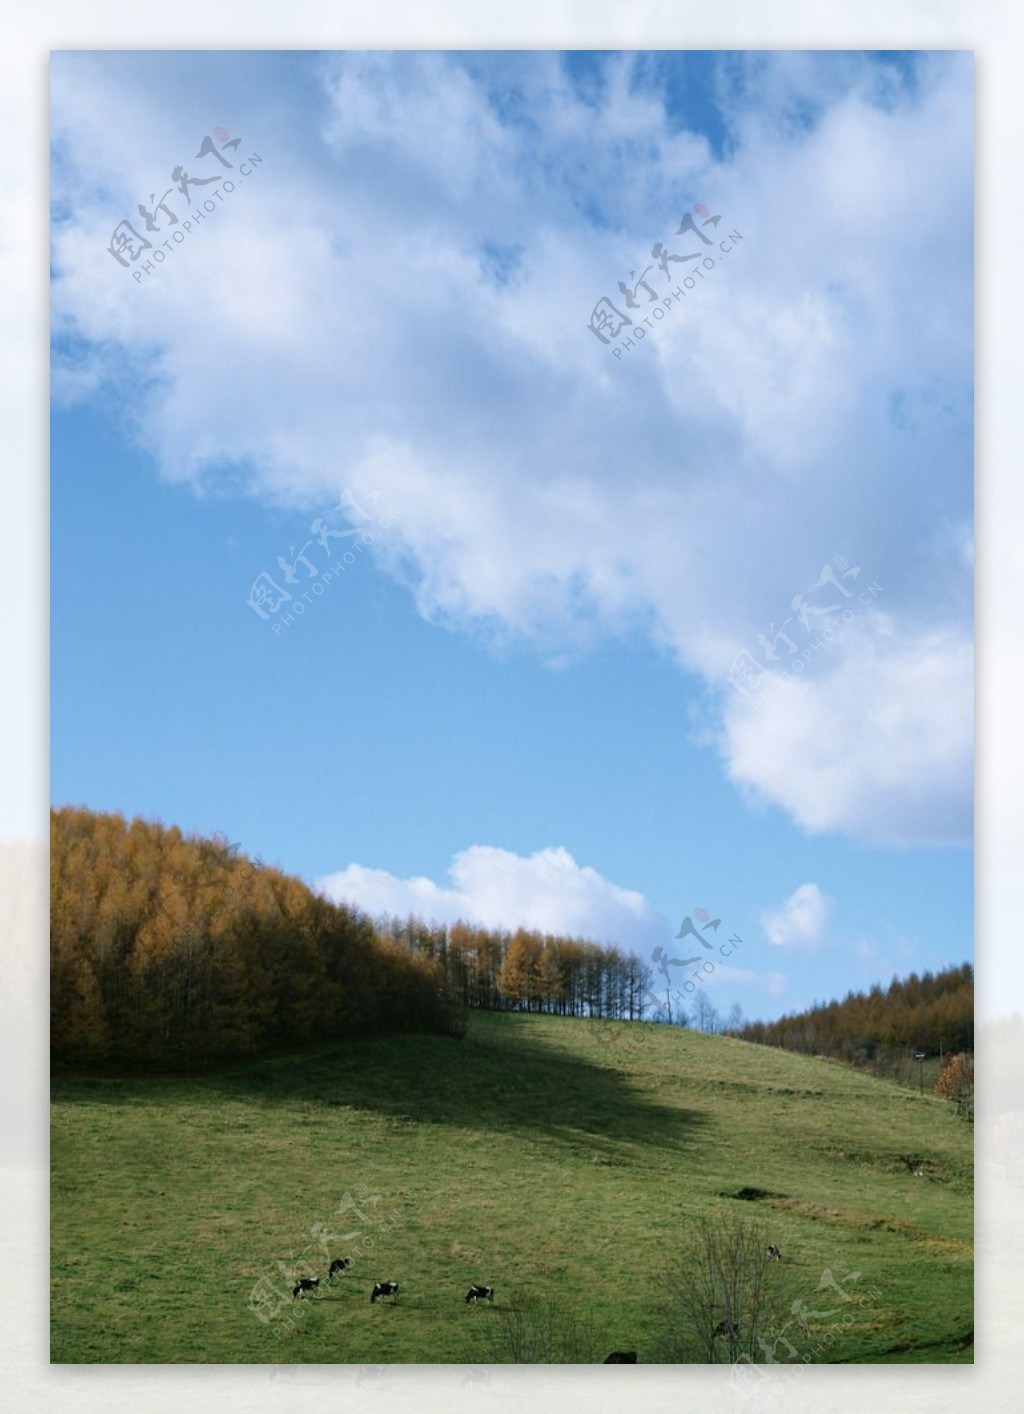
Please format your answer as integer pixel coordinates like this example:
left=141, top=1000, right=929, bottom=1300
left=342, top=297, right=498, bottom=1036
left=657, top=1212, right=793, bottom=1363
left=486, top=1292, right=600, bottom=1363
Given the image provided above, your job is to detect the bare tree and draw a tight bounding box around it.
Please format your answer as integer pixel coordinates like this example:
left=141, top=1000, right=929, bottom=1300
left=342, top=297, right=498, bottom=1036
left=725, top=1003, right=745, bottom=1034
left=692, top=992, right=722, bottom=1035
left=658, top=1213, right=793, bottom=1363
left=485, top=1293, right=600, bottom=1363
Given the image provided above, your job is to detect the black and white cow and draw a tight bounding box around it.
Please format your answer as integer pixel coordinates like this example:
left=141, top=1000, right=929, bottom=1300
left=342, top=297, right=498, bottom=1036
left=465, top=1284, right=494, bottom=1305
left=766, top=1244, right=782, bottom=1262
left=370, top=1280, right=400, bottom=1304
left=328, top=1258, right=352, bottom=1281
left=603, top=1351, right=638, bottom=1363
left=292, top=1277, right=320, bottom=1298
left=712, top=1319, right=739, bottom=1339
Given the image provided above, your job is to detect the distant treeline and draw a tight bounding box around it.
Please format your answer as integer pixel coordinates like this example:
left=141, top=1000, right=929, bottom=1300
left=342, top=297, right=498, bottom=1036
left=374, top=914, right=657, bottom=1021
left=51, top=808, right=462, bottom=1067
left=735, top=964, right=974, bottom=1073
left=52, top=808, right=972, bottom=1077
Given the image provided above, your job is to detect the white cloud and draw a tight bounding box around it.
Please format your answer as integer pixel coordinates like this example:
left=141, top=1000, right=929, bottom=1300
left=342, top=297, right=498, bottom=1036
left=853, top=931, right=917, bottom=976
left=759, top=882, right=833, bottom=952
left=50, top=52, right=973, bottom=846
left=317, top=844, right=666, bottom=952
left=703, top=964, right=788, bottom=999
left=721, top=617, right=973, bottom=845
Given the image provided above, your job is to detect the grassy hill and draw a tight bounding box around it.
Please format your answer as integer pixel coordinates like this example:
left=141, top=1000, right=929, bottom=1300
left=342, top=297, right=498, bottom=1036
left=51, top=1010, right=973, bottom=1364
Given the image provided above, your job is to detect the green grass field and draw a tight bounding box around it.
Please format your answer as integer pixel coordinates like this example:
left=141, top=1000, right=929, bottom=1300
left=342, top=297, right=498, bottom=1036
left=51, top=1011, right=973, bottom=1363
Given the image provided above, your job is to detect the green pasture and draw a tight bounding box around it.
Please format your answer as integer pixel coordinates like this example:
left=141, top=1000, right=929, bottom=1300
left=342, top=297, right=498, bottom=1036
left=51, top=1011, right=972, bottom=1363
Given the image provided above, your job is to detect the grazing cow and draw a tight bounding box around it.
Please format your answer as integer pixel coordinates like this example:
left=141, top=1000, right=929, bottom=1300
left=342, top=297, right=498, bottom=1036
left=370, top=1280, right=400, bottom=1304
left=292, top=1277, right=320, bottom=1298
left=328, top=1258, right=352, bottom=1281
left=603, top=1351, right=638, bottom=1363
left=712, top=1319, right=739, bottom=1339
left=766, top=1244, right=782, bottom=1261
left=465, top=1284, right=494, bottom=1305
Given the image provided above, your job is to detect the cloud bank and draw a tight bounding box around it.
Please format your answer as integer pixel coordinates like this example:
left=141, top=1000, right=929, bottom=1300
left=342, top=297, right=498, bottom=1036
left=51, top=50, right=973, bottom=846
left=318, top=844, right=667, bottom=952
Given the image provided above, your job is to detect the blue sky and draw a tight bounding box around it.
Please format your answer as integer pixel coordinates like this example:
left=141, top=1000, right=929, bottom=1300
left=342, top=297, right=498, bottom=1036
left=50, top=49, right=973, bottom=1024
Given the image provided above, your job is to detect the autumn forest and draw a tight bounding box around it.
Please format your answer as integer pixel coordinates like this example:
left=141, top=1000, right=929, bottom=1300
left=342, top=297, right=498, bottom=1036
left=51, top=808, right=973, bottom=1076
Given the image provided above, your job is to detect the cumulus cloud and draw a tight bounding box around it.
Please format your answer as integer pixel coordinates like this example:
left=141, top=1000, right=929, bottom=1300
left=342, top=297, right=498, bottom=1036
left=317, top=844, right=666, bottom=952
left=720, top=616, right=973, bottom=845
left=759, top=883, right=833, bottom=951
left=50, top=51, right=973, bottom=845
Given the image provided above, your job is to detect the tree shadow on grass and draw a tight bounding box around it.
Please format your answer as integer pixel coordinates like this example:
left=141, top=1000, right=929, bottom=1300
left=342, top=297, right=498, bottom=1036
left=53, top=1013, right=707, bottom=1157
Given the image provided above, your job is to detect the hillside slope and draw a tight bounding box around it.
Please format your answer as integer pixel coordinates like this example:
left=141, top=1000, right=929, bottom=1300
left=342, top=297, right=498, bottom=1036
left=51, top=1011, right=973, bottom=1364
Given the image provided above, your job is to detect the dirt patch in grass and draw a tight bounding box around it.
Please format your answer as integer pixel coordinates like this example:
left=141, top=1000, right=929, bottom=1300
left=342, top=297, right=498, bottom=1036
left=719, top=1186, right=786, bottom=1202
